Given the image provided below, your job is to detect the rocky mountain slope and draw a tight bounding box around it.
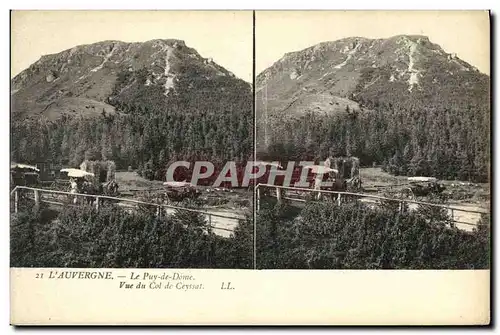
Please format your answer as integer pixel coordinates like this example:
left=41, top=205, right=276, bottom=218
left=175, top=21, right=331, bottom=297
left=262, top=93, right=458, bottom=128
left=11, top=39, right=253, bottom=175
left=256, top=35, right=489, bottom=149
left=11, top=39, right=248, bottom=121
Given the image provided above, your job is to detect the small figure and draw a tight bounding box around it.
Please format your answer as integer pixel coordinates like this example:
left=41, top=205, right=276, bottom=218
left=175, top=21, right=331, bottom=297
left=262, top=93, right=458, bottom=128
left=70, top=178, right=79, bottom=204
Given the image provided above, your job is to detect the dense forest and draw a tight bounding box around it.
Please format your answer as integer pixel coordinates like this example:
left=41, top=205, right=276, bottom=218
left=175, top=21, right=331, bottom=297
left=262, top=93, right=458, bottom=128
left=260, top=67, right=490, bottom=183
left=256, top=200, right=490, bottom=269
left=11, top=68, right=253, bottom=180
left=261, top=101, right=489, bottom=182
left=11, top=204, right=253, bottom=268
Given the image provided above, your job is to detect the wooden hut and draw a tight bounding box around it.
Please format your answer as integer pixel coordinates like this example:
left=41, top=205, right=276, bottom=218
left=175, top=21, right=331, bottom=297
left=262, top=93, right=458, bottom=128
left=325, top=156, right=361, bottom=191
left=10, top=163, right=40, bottom=187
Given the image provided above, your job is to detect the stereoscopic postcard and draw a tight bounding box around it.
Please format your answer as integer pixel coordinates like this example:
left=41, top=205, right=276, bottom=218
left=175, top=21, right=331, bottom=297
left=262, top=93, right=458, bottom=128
left=9, top=10, right=490, bottom=325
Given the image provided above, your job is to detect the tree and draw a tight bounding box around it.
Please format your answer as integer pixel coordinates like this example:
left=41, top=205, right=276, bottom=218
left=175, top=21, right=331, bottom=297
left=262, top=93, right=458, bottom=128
left=100, top=134, right=113, bottom=161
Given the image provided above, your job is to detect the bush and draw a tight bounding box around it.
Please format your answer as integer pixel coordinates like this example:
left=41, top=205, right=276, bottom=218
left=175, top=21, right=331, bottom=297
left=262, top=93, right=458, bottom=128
left=256, top=200, right=489, bottom=269
left=10, top=204, right=253, bottom=269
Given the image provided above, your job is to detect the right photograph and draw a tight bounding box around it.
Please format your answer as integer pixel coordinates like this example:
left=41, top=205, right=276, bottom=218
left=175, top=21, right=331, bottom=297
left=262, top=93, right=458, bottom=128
left=254, top=11, right=491, bottom=269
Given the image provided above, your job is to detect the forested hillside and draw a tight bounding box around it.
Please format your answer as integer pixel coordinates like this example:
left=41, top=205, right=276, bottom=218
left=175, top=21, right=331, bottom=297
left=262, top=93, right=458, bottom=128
left=261, top=100, right=489, bottom=182
left=11, top=76, right=252, bottom=177
left=256, top=35, right=490, bottom=182
left=11, top=39, right=253, bottom=178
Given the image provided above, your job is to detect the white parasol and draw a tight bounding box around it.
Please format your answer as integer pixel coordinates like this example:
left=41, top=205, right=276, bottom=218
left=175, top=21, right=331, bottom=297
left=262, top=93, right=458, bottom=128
left=60, top=168, right=95, bottom=178
left=11, top=163, right=40, bottom=172
left=253, top=161, right=283, bottom=169
left=408, top=176, right=438, bottom=183
left=163, top=181, right=194, bottom=188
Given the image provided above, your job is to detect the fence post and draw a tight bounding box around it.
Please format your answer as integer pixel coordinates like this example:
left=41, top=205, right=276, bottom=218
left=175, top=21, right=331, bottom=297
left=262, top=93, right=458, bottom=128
left=34, top=189, right=40, bottom=208
left=337, top=194, right=342, bottom=206
left=95, top=196, right=100, bottom=211
left=451, top=208, right=454, bottom=221
left=276, top=187, right=282, bottom=203
left=14, top=189, right=19, bottom=213
left=256, top=187, right=261, bottom=212
left=208, top=214, right=212, bottom=227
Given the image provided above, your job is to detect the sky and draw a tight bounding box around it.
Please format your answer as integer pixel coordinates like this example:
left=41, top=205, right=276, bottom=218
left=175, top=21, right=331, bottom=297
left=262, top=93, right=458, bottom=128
left=10, top=11, right=491, bottom=82
left=11, top=10, right=253, bottom=82
left=256, top=11, right=490, bottom=75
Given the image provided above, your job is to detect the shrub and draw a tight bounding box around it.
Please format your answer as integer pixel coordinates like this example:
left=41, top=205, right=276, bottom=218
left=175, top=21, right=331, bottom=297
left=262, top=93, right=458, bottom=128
left=256, top=200, right=489, bottom=269
left=10, top=204, right=253, bottom=269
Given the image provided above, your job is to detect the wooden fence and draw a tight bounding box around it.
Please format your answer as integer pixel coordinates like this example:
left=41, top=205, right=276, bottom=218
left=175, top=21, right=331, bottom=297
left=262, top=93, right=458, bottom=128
left=255, top=183, right=489, bottom=227
left=10, top=186, right=243, bottom=234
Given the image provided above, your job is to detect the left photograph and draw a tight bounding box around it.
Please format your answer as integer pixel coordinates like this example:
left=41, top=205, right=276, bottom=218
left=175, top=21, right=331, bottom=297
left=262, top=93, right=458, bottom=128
left=10, top=11, right=254, bottom=268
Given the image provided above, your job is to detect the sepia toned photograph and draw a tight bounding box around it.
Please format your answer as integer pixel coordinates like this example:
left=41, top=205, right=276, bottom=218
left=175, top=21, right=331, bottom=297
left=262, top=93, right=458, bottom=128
left=10, top=10, right=254, bottom=269
left=255, top=11, right=491, bottom=270
left=7, top=8, right=492, bottom=326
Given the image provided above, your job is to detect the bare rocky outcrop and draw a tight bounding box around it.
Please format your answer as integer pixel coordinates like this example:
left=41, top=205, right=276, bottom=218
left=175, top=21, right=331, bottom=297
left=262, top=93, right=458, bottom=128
left=11, top=39, right=243, bottom=120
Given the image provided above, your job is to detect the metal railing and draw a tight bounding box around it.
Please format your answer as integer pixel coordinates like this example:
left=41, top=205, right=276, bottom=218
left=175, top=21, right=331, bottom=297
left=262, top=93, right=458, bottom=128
left=255, top=183, right=489, bottom=227
left=10, top=186, right=243, bottom=233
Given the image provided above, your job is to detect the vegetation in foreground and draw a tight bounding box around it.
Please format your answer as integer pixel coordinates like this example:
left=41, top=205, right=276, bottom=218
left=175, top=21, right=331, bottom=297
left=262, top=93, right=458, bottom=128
left=256, top=200, right=490, bottom=269
left=11, top=197, right=490, bottom=270
left=11, top=204, right=253, bottom=269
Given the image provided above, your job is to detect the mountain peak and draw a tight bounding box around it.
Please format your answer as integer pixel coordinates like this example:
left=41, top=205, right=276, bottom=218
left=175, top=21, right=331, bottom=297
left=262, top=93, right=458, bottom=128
left=144, top=38, right=186, bottom=46
left=390, top=34, right=430, bottom=42
left=256, top=35, right=489, bottom=136
left=11, top=38, right=246, bottom=120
